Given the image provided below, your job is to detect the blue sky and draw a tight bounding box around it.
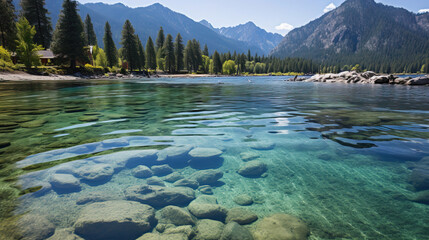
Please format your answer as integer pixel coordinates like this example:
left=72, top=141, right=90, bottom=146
left=77, top=0, right=429, bottom=35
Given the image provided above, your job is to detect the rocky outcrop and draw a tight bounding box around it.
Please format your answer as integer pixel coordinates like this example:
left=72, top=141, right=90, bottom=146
left=74, top=201, right=155, bottom=240
left=289, top=72, right=429, bottom=86
left=125, top=185, right=195, bottom=208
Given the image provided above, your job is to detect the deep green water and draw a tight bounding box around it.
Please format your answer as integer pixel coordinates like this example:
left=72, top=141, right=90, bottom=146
left=0, top=76, right=428, bottom=239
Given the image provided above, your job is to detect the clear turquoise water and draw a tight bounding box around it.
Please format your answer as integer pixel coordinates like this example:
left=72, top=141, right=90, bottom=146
left=1, top=76, right=428, bottom=239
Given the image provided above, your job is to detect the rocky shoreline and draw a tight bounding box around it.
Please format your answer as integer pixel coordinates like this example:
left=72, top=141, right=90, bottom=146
left=289, top=71, right=429, bottom=86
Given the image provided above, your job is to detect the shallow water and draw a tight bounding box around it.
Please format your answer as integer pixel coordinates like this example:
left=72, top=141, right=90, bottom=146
left=1, top=76, right=429, bottom=239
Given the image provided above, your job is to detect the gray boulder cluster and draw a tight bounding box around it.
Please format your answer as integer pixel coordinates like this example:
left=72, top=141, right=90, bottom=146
left=290, top=71, right=429, bottom=85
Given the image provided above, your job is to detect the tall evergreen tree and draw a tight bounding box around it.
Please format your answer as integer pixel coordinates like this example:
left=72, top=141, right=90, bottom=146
left=21, top=0, right=52, bottom=49
left=163, top=34, right=175, bottom=73
left=184, top=40, right=194, bottom=72
left=120, top=19, right=139, bottom=70
left=84, top=14, right=97, bottom=46
left=145, top=36, right=157, bottom=70
left=155, top=27, right=165, bottom=52
left=191, top=39, right=202, bottom=71
left=0, top=0, right=17, bottom=50
left=51, top=0, right=86, bottom=69
left=136, top=35, right=145, bottom=71
left=174, top=33, right=184, bottom=72
left=203, top=44, right=209, bottom=56
left=213, top=50, right=222, bottom=74
left=103, top=21, right=117, bottom=67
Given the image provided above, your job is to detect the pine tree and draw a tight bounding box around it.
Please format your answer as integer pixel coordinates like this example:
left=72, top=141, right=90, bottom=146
left=120, top=19, right=139, bottom=70
left=51, top=0, right=86, bottom=69
left=174, top=33, right=184, bottom=72
left=21, top=0, right=52, bottom=49
left=145, top=36, right=157, bottom=70
left=15, top=17, right=43, bottom=68
left=163, top=34, right=175, bottom=73
left=0, top=0, right=17, bottom=50
left=192, top=39, right=202, bottom=71
left=184, top=40, right=193, bottom=72
left=203, top=44, right=209, bottom=56
left=155, top=27, right=165, bottom=52
left=213, top=50, right=222, bottom=74
left=103, top=21, right=117, bottom=67
left=136, top=35, right=145, bottom=71
left=84, top=14, right=97, bottom=46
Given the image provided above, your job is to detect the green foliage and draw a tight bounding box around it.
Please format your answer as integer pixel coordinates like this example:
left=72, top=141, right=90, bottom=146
left=136, top=35, right=145, bottom=71
left=155, top=27, right=165, bottom=52
left=201, top=55, right=210, bottom=74
left=222, top=60, right=236, bottom=75
left=0, top=46, right=14, bottom=71
left=163, top=34, right=175, bottom=73
left=21, top=0, right=52, bottom=49
left=51, top=0, right=86, bottom=69
left=351, top=64, right=362, bottom=72
left=174, top=33, right=184, bottom=72
left=212, top=50, right=222, bottom=74
left=103, top=22, right=118, bottom=68
left=120, top=20, right=139, bottom=70
left=94, top=48, right=108, bottom=68
left=203, top=44, right=209, bottom=56
left=15, top=17, right=43, bottom=69
left=83, top=63, right=104, bottom=75
left=145, top=36, right=157, bottom=70
left=84, top=14, right=97, bottom=46
left=0, top=0, right=17, bottom=50
left=184, top=39, right=203, bottom=73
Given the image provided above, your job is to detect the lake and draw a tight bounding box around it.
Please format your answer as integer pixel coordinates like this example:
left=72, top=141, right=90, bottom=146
left=0, top=76, right=428, bottom=240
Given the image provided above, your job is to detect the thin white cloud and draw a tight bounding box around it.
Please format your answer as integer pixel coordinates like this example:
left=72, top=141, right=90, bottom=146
left=418, top=9, right=429, bottom=14
left=324, top=3, right=336, bottom=13
left=275, top=23, right=294, bottom=33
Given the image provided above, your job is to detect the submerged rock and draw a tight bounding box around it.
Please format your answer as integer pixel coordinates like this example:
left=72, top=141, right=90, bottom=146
left=151, top=164, right=174, bottom=176
left=157, top=206, right=196, bottom=226
left=238, top=161, right=268, bottom=178
left=123, top=150, right=158, bottom=168
left=408, top=157, right=429, bottom=191
left=132, top=165, right=153, bottom=178
left=163, top=225, right=195, bottom=239
left=189, top=148, right=223, bottom=158
left=125, top=185, right=195, bottom=208
left=76, top=164, right=114, bottom=183
left=233, top=194, right=254, bottom=206
left=50, top=173, right=80, bottom=191
left=252, top=214, right=309, bottom=240
left=189, top=147, right=224, bottom=169
left=188, top=196, right=228, bottom=222
left=74, top=200, right=155, bottom=240
left=20, top=119, right=47, bottom=128
left=76, top=192, right=116, bottom=205
left=240, top=152, right=259, bottom=162
left=220, top=222, right=254, bottom=240
left=226, top=208, right=258, bottom=225
left=157, top=145, right=193, bottom=163
left=47, top=228, right=83, bottom=240
left=18, top=214, right=55, bottom=240
left=164, top=172, right=183, bottom=183
left=249, top=141, right=275, bottom=150
left=195, top=219, right=224, bottom=240
left=137, top=233, right=187, bottom=240
left=146, top=177, right=165, bottom=186
left=411, top=190, right=429, bottom=205
left=199, top=185, right=213, bottom=195
left=173, top=178, right=199, bottom=189
left=191, top=169, right=223, bottom=185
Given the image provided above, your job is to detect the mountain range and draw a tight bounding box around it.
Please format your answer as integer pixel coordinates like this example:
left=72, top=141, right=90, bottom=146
left=270, top=0, right=429, bottom=65
left=12, top=0, right=281, bottom=55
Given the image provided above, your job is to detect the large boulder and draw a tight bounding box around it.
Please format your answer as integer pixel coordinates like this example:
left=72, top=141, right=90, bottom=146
left=406, top=76, right=429, bottom=85
left=157, top=206, right=196, bottom=226
left=132, top=165, right=153, bottom=179
left=221, top=222, right=254, bottom=240
left=50, top=173, right=80, bottom=192
left=189, top=148, right=223, bottom=169
left=151, top=165, right=173, bottom=176
left=361, top=71, right=376, bottom=79
left=370, top=76, right=389, bottom=84
left=18, top=214, right=55, bottom=240
left=125, top=185, right=195, bottom=208
left=226, top=208, right=258, bottom=225
left=157, top=145, right=193, bottom=165
left=238, top=161, right=267, bottom=178
left=188, top=196, right=228, bottom=222
left=74, top=200, right=155, bottom=240
left=194, top=219, right=224, bottom=240
left=191, top=169, right=223, bottom=185
left=75, top=164, right=114, bottom=183
left=252, top=214, right=309, bottom=240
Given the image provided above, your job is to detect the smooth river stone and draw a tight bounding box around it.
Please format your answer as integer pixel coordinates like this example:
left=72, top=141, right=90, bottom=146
left=50, top=173, right=81, bottom=191
left=225, top=208, right=258, bottom=225
left=157, top=206, right=196, bottom=226
left=191, top=169, right=223, bottom=185
left=220, top=222, right=254, bottom=240
left=137, top=233, right=188, bottom=240
left=249, top=141, right=275, bottom=150
left=252, top=214, right=309, bottom=240
left=151, top=164, right=174, bottom=176
left=146, top=177, right=165, bottom=186
left=74, top=201, right=155, bottom=240
left=76, top=164, right=114, bottom=182
left=157, top=145, right=193, bottom=162
left=238, top=161, right=267, bottom=178
left=164, top=172, right=184, bottom=183
left=173, top=178, right=199, bottom=189
left=240, top=152, right=259, bottom=162
left=18, top=214, right=55, bottom=240
left=233, top=194, right=253, bottom=206
left=125, top=185, right=195, bottom=208
left=195, top=219, right=224, bottom=240
left=189, top=148, right=223, bottom=158
left=132, top=165, right=153, bottom=178
left=47, top=228, right=84, bottom=240
left=187, top=196, right=228, bottom=222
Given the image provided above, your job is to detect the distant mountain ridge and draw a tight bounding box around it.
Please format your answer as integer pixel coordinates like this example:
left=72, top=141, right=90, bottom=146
left=12, top=0, right=266, bottom=54
left=270, top=0, right=429, bottom=66
left=199, top=20, right=283, bottom=54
